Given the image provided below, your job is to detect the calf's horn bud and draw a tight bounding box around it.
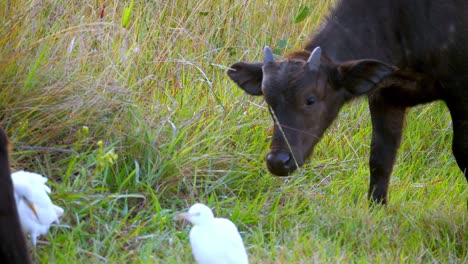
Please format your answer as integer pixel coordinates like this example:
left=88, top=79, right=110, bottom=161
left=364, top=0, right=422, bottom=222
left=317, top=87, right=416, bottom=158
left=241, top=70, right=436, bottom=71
left=307, top=46, right=322, bottom=71
left=264, top=46, right=275, bottom=63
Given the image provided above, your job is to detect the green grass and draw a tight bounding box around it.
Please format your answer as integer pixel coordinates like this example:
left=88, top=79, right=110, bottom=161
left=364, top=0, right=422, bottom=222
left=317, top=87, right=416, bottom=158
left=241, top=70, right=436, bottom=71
left=1, top=0, right=466, bottom=263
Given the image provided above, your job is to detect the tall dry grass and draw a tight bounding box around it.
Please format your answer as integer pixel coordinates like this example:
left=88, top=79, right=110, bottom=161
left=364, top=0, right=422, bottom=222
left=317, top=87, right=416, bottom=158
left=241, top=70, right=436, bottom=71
left=0, top=0, right=466, bottom=263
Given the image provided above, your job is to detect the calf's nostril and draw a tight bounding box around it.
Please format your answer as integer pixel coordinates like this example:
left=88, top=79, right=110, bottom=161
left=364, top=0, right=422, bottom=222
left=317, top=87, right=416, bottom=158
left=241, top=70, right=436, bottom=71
left=278, top=152, right=291, bottom=164
left=267, top=152, right=291, bottom=165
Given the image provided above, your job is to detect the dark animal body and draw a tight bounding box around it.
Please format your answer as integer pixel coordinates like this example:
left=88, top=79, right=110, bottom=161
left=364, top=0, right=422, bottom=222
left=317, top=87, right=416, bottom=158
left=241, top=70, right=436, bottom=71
left=0, top=128, right=31, bottom=263
left=228, top=0, right=468, bottom=204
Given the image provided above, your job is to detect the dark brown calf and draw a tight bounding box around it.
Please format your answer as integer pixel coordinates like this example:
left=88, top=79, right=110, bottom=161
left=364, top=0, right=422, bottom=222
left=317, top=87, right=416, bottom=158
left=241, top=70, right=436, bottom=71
left=0, top=128, right=31, bottom=263
left=228, top=0, right=468, bottom=204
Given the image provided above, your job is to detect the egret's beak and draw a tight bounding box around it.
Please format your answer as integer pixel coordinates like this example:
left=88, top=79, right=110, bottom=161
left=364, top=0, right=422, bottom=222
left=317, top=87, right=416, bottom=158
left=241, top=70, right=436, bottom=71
left=24, top=198, right=40, bottom=221
left=176, top=212, right=190, bottom=221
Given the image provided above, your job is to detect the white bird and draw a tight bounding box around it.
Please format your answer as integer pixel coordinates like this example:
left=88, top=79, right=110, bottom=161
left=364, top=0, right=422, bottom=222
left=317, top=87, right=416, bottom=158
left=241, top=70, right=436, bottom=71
left=11, top=170, right=64, bottom=246
left=177, top=203, right=249, bottom=264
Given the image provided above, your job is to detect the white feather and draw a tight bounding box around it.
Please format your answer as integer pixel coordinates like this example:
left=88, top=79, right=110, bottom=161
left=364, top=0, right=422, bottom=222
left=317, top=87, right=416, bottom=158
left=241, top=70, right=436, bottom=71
left=11, top=170, right=64, bottom=246
left=179, top=203, right=248, bottom=264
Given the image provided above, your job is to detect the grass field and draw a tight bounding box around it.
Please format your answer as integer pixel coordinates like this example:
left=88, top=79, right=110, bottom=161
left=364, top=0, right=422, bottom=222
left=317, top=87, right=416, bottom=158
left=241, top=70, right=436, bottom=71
left=1, top=0, right=467, bottom=263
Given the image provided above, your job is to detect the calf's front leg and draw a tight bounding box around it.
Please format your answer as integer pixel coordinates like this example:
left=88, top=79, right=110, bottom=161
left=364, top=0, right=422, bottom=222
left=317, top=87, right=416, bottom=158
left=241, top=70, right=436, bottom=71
left=368, top=95, right=406, bottom=204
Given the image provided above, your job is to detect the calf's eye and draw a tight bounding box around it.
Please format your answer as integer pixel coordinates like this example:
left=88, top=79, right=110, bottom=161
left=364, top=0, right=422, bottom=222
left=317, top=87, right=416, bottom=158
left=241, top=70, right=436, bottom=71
left=306, top=96, right=316, bottom=106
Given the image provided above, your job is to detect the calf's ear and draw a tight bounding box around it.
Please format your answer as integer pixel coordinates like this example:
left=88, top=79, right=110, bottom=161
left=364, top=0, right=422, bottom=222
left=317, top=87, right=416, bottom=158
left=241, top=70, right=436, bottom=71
left=337, top=59, right=397, bottom=96
left=227, top=62, right=263, bottom=96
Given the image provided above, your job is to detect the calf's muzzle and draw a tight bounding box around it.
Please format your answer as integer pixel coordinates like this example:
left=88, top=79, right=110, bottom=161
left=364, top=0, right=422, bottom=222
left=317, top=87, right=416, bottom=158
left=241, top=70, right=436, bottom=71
left=266, top=151, right=297, bottom=176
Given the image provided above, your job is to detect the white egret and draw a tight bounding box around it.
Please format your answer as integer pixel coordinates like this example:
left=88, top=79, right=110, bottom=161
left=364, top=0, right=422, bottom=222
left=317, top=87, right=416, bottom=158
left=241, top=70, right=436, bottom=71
left=178, top=203, right=249, bottom=264
left=11, top=170, right=64, bottom=246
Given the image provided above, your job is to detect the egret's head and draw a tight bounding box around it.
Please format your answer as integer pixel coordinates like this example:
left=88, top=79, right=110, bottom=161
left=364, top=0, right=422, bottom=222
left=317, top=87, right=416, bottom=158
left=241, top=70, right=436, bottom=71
left=177, top=203, right=214, bottom=226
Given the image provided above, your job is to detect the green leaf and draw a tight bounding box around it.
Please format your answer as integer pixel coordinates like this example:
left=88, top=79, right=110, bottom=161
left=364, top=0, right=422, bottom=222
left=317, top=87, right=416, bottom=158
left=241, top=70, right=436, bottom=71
left=293, top=5, right=310, bottom=24
left=273, top=39, right=288, bottom=54
left=121, top=0, right=135, bottom=29
left=277, top=39, right=288, bottom=49
left=24, top=44, right=48, bottom=91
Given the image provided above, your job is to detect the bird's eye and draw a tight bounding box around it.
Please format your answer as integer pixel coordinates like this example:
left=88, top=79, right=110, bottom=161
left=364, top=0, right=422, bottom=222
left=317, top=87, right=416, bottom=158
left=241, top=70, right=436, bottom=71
left=306, top=96, right=316, bottom=106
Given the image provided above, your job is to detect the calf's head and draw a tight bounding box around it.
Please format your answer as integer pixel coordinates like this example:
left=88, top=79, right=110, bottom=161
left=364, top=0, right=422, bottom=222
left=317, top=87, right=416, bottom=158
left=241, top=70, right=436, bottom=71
left=228, top=47, right=396, bottom=176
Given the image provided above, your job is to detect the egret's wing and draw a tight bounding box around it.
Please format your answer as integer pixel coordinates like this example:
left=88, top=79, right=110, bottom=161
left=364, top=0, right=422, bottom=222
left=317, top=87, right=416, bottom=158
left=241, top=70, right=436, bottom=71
left=31, top=193, right=61, bottom=226
left=11, top=170, right=62, bottom=226
left=53, top=205, right=64, bottom=223
left=12, top=170, right=47, bottom=183
left=21, top=171, right=51, bottom=193
left=189, top=226, right=212, bottom=264
left=12, top=171, right=49, bottom=196
left=215, top=218, right=249, bottom=264
left=41, top=184, right=52, bottom=194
